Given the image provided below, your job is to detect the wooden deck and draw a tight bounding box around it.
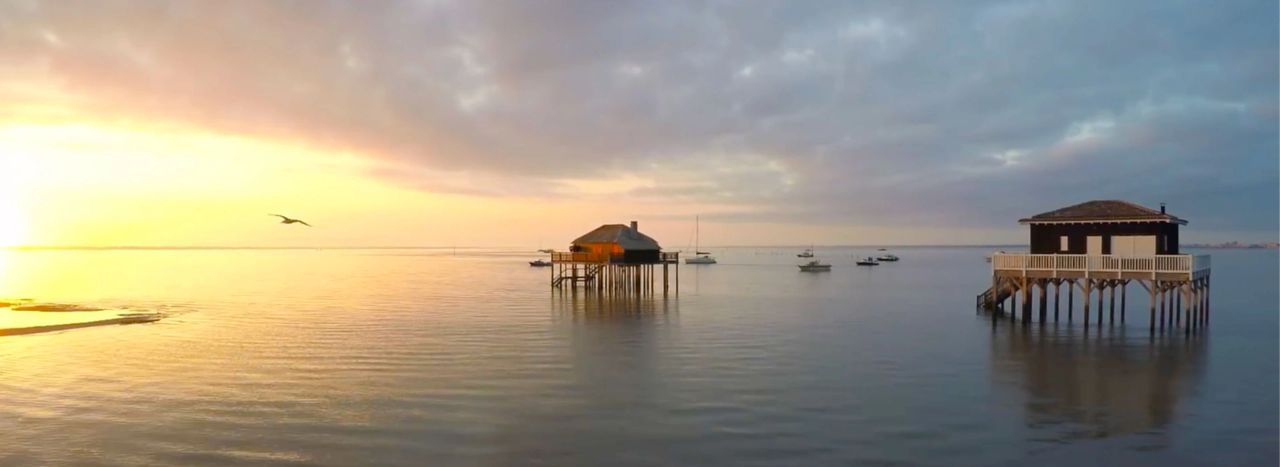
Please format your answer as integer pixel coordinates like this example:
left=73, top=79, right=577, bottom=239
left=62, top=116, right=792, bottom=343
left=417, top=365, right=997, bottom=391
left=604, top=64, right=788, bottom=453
left=549, top=251, right=679, bottom=294
left=992, top=253, right=1211, bottom=281
left=551, top=251, right=680, bottom=264
left=981, top=253, right=1212, bottom=333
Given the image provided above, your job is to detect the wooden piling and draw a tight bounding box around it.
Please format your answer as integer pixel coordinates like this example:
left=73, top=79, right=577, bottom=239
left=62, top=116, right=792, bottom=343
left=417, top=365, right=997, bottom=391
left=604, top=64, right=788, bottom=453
left=1096, top=281, right=1104, bottom=326
left=1120, top=281, right=1127, bottom=324
left=1083, top=280, right=1091, bottom=327
left=1067, top=280, right=1074, bottom=322
left=1108, top=280, right=1116, bottom=325
left=1053, top=280, right=1061, bottom=321
left=1021, top=278, right=1032, bottom=325
left=1038, top=280, right=1048, bottom=324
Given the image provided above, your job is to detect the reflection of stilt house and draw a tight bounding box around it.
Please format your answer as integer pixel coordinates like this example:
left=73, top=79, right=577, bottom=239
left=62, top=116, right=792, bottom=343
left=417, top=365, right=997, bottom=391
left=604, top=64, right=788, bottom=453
left=550, top=221, right=678, bottom=295
left=990, top=325, right=1205, bottom=439
left=978, top=200, right=1211, bottom=333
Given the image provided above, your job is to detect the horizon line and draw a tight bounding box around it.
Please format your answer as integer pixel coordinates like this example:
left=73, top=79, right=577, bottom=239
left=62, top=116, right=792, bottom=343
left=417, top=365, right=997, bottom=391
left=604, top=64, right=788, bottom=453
left=4, top=243, right=1031, bottom=251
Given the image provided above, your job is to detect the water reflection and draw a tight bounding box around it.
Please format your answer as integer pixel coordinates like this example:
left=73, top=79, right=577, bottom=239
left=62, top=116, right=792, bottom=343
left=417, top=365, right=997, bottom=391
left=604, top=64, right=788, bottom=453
left=552, top=290, right=678, bottom=320
left=990, top=324, right=1207, bottom=442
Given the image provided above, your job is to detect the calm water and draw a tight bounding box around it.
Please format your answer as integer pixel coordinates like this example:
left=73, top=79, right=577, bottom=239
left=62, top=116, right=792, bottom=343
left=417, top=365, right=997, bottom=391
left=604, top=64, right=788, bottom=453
left=0, top=247, right=1275, bottom=466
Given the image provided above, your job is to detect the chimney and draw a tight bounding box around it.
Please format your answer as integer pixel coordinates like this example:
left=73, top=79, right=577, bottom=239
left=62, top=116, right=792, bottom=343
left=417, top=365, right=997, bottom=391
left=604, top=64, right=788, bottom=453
left=630, top=220, right=639, bottom=233
left=1160, top=202, right=1166, bottom=214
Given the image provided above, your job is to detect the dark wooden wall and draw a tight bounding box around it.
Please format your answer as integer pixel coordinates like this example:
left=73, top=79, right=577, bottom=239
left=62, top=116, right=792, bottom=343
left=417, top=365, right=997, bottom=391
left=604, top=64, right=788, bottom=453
left=1029, top=222, right=1179, bottom=254
left=621, top=250, right=661, bottom=264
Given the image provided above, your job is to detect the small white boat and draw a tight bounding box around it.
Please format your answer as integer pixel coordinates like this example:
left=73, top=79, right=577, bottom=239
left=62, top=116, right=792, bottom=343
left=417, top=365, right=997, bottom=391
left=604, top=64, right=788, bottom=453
left=529, top=259, right=552, bottom=267
left=797, top=248, right=814, bottom=258
left=686, top=255, right=717, bottom=264
left=798, top=260, right=831, bottom=272
left=876, top=254, right=899, bottom=262
left=685, top=215, right=716, bottom=264
left=856, top=257, right=880, bottom=266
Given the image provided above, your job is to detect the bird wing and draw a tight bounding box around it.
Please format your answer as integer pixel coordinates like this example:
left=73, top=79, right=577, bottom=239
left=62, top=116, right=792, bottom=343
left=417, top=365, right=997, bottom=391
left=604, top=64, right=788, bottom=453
left=269, top=214, right=288, bottom=220
left=298, top=220, right=312, bottom=227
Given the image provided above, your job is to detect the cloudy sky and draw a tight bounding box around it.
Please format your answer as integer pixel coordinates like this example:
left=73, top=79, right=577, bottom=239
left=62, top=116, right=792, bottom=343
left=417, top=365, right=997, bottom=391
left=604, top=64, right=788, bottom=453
left=0, top=0, right=1275, bottom=247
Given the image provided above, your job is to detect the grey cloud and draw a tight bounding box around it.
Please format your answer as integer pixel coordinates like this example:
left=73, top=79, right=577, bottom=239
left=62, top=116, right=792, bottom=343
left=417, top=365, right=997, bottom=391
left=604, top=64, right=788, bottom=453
left=1, top=0, right=1275, bottom=234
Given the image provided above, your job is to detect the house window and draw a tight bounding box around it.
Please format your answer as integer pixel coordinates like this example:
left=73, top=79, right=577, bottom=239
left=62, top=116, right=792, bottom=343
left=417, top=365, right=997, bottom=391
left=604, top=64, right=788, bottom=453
left=1060, top=236, right=1069, bottom=252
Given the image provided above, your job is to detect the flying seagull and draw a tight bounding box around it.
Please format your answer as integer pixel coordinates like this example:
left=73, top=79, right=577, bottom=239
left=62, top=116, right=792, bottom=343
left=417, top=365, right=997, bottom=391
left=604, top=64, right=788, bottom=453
left=269, top=214, right=311, bottom=227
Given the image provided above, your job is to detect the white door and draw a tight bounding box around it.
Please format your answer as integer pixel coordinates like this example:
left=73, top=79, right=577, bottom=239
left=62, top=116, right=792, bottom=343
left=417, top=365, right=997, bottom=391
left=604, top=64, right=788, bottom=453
left=1087, top=236, right=1103, bottom=255
left=1112, top=236, right=1135, bottom=256
left=1133, top=235, right=1157, bottom=256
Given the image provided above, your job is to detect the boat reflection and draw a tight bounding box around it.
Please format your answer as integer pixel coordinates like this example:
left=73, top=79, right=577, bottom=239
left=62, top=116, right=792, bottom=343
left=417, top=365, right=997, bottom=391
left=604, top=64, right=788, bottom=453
left=990, top=324, right=1206, bottom=441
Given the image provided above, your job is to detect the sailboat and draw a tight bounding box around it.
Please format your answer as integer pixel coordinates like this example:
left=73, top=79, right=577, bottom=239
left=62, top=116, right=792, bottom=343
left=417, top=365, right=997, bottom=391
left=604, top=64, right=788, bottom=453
left=685, top=215, right=717, bottom=264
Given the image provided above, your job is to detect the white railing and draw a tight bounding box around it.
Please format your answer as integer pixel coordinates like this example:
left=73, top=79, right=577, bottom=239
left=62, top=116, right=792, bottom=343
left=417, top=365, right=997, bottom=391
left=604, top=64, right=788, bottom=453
left=992, top=253, right=1209, bottom=277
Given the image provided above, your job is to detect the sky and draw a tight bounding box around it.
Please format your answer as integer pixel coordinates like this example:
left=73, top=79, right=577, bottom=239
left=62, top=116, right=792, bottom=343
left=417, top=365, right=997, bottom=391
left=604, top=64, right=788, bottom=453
left=0, top=0, right=1276, bottom=247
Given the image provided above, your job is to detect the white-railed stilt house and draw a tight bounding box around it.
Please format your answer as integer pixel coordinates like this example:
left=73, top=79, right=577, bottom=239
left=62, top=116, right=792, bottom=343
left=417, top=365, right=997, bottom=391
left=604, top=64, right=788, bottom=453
left=979, top=200, right=1211, bottom=334
left=550, top=221, right=679, bottom=295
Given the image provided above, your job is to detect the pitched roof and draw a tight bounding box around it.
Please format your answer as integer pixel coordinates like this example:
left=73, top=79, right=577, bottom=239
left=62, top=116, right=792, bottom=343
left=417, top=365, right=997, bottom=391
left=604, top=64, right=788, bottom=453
left=572, top=224, right=662, bottom=250
left=1019, top=200, right=1187, bottom=224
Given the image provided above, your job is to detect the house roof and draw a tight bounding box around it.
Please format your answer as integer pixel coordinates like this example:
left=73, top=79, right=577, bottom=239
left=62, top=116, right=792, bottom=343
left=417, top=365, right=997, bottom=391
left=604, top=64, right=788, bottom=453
left=572, top=224, right=662, bottom=250
left=1019, top=200, right=1187, bottom=225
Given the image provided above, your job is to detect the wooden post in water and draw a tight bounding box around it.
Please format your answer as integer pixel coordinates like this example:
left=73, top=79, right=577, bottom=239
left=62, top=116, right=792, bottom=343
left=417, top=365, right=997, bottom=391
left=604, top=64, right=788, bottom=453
left=1067, top=280, right=1074, bottom=322
left=1108, top=280, right=1116, bottom=325
left=1152, top=281, right=1162, bottom=332
left=1083, top=280, right=1092, bottom=327
left=1120, top=280, right=1127, bottom=324
left=1096, top=281, right=1104, bottom=327
left=1010, top=281, right=1018, bottom=320
left=1053, top=280, right=1060, bottom=322
left=1175, top=287, right=1182, bottom=328
left=1021, top=278, right=1032, bottom=325
left=1038, top=280, right=1048, bottom=324
left=1198, top=275, right=1208, bottom=326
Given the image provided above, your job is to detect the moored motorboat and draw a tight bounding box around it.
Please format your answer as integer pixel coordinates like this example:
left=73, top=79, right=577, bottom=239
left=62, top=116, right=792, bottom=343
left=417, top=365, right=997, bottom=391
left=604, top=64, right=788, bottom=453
left=798, top=260, right=831, bottom=272
left=797, top=248, right=814, bottom=258
left=876, top=254, right=899, bottom=262
left=856, top=257, right=880, bottom=266
left=529, top=259, right=552, bottom=267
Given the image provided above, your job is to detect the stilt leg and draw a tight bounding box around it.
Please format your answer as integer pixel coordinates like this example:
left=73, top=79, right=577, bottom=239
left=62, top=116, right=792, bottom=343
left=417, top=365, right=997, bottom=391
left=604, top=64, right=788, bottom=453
left=1054, top=281, right=1060, bottom=322
left=1096, top=281, right=1104, bottom=327
left=1067, top=280, right=1074, bottom=322
left=1021, top=278, right=1032, bottom=325
left=1120, top=281, right=1127, bottom=324
left=1152, top=284, right=1162, bottom=330
left=1083, top=280, right=1092, bottom=327
left=1108, top=281, right=1116, bottom=325
left=1038, top=280, right=1048, bottom=324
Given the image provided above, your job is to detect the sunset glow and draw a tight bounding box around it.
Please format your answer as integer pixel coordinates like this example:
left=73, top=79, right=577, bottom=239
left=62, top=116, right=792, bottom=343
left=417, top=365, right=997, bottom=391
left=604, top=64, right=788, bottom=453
left=0, top=1, right=1274, bottom=247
